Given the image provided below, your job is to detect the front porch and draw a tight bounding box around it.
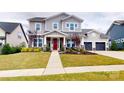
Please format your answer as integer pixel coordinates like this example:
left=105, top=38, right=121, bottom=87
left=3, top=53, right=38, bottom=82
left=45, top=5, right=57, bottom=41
left=44, top=37, right=66, bottom=51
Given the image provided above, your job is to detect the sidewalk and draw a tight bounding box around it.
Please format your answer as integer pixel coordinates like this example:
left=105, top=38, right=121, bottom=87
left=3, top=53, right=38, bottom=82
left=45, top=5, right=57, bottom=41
left=43, top=51, right=65, bottom=75
left=0, top=68, right=45, bottom=77
left=64, top=65, right=124, bottom=73
left=0, top=65, right=124, bottom=77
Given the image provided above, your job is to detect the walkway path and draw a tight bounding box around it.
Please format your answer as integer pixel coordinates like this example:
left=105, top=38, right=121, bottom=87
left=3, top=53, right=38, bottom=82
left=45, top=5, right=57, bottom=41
left=43, top=51, right=65, bottom=75
left=91, top=51, right=124, bottom=60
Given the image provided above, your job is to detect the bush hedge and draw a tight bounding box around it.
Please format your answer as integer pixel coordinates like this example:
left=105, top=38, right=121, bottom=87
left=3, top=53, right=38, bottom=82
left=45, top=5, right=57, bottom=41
left=21, top=48, right=41, bottom=52
left=1, top=44, right=21, bottom=54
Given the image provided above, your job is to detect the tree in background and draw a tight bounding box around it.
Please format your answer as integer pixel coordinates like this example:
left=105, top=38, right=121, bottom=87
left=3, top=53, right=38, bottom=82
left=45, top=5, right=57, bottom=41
left=110, top=41, right=118, bottom=51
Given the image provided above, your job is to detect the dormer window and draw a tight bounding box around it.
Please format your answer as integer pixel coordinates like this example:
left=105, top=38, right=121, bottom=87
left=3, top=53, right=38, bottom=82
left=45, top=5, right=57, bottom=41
left=35, top=23, right=42, bottom=32
left=52, top=22, right=59, bottom=30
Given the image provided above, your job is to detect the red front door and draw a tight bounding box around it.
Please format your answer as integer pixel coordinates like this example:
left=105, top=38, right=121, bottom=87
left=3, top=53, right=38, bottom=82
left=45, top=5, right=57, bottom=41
left=53, top=38, right=58, bottom=50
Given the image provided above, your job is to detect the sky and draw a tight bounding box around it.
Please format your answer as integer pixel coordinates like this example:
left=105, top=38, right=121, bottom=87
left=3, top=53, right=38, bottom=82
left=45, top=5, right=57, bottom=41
left=0, top=12, right=124, bottom=34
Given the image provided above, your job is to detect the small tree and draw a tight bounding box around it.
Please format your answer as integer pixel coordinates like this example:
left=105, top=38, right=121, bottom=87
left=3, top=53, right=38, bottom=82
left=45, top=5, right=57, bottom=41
left=72, top=34, right=81, bottom=47
left=110, top=41, right=118, bottom=51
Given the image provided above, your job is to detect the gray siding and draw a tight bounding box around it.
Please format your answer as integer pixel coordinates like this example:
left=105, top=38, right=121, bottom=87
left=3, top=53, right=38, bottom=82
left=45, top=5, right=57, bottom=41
left=108, top=24, right=124, bottom=48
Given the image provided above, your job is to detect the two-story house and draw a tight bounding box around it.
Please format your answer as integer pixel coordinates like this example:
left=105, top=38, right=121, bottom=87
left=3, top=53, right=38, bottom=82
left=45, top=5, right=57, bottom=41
left=28, top=12, right=108, bottom=51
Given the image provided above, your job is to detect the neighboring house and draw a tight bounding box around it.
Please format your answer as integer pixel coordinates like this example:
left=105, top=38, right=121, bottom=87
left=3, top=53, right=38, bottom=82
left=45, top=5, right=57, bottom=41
left=107, top=20, right=124, bottom=49
left=28, top=12, right=108, bottom=51
left=0, top=22, right=28, bottom=47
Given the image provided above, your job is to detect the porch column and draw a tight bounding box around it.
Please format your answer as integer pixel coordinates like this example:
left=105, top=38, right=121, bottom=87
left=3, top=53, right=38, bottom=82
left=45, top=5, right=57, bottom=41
left=43, top=36, right=47, bottom=51
left=44, top=36, right=47, bottom=45
left=63, top=37, right=66, bottom=46
left=63, top=37, right=66, bottom=51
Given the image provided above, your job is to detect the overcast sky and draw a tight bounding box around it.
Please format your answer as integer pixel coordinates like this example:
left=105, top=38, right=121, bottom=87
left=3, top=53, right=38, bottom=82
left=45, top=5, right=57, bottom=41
left=0, top=12, right=124, bottom=34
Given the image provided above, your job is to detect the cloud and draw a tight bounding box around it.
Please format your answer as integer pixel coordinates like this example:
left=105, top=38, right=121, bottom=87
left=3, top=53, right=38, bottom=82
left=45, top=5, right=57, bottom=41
left=0, top=12, right=124, bottom=34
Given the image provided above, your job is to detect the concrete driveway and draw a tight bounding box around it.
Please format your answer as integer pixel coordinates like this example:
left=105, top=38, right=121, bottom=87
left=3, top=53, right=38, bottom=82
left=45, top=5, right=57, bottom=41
left=91, top=51, right=124, bottom=60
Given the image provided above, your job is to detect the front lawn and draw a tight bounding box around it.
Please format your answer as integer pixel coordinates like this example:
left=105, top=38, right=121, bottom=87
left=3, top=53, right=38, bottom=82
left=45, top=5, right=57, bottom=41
left=61, top=54, right=124, bottom=67
left=0, top=52, right=50, bottom=70
left=0, top=71, right=124, bottom=81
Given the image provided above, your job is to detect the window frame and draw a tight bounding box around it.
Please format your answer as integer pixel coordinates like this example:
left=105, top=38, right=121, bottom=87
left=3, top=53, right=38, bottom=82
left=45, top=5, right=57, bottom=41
left=65, top=22, right=69, bottom=28
left=33, top=37, right=43, bottom=47
left=35, top=23, right=42, bottom=32
left=65, top=22, right=78, bottom=31
left=52, top=22, right=59, bottom=30
left=69, top=22, right=75, bottom=31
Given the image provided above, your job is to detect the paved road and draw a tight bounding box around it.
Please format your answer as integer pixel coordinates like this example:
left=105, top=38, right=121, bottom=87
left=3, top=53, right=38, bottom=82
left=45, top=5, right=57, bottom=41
left=91, top=51, right=124, bottom=60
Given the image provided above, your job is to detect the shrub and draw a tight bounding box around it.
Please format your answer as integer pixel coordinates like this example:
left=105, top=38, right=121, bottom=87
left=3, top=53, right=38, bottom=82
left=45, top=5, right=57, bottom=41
left=21, top=48, right=28, bottom=52
left=1, top=44, right=22, bottom=54
left=28, top=48, right=33, bottom=52
left=1, top=44, right=11, bottom=54
left=110, top=41, right=118, bottom=51
left=33, top=48, right=41, bottom=52
left=21, top=48, right=41, bottom=52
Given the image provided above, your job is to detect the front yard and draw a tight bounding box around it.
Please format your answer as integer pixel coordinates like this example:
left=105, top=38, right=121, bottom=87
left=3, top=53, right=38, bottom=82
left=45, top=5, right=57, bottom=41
left=0, top=52, right=50, bottom=70
left=0, top=71, right=124, bottom=81
left=61, top=54, right=124, bottom=67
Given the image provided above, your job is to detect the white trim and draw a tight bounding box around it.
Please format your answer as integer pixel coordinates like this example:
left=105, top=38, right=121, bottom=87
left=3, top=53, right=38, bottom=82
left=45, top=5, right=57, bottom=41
left=41, top=30, right=67, bottom=36
left=33, top=37, right=43, bottom=47
left=65, top=22, right=69, bottom=28
left=35, top=22, right=42, bottom=32
left=52, top=22, right=59, bottom=30
left=69, top=22, right=75, bottom=31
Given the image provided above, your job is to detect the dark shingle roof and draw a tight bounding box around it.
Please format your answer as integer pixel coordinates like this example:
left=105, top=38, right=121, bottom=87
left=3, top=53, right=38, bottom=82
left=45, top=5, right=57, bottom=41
left=28, top=17, right=46, bottom=22
left=114, top=20, right=124, bottom=25
left=0, top=22, right=20, bottom=33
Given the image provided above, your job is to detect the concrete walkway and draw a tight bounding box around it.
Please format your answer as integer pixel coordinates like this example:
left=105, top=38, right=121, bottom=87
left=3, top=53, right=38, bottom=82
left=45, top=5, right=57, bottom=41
left=43, top=51, right=65, bottom=75
left=0, top=65, right=124, bottom=77
left=91, top=51, right=124, bottom=60
left=64, top=65, right=124, bottom=74
left=0, top=68, right=45, bottom=77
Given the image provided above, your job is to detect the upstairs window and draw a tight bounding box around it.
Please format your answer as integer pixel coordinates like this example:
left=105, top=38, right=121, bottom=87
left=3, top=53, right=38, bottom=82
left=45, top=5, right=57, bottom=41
left=65, top=22, right=79, bottom=31
left=65, top=22, right=69, bottom=28
left=52, top=22, right=59, bottom=30
left=70, top=23, right=75, bottom=31
left=35, top=23, right=42, bottom=32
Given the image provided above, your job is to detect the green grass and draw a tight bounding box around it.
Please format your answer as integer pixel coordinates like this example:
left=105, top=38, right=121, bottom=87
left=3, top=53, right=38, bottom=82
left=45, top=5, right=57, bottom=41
left=61, top=54, right=124, bottom=67
left=0, top=52, right=50, bottom=70
left=0, top=71, right=124, bottom=81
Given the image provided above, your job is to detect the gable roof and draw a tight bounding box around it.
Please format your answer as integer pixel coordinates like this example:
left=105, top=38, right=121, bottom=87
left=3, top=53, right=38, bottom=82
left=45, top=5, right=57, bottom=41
left=0, top=22, right=28, bottom=43
left=82, top=29, right=108, bottom=39
left=45, top=12, right=70, bottom=20
left=62, top=15, right=83, bottom=22
left=0, top=22, right=20, bottom=33
left=41, top=30, right=67, bottom=36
